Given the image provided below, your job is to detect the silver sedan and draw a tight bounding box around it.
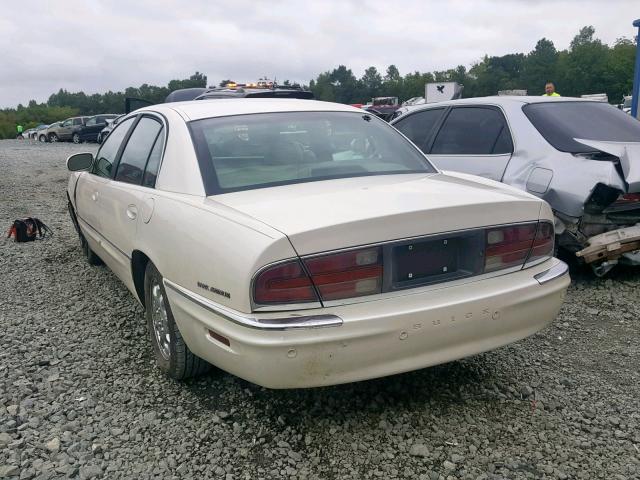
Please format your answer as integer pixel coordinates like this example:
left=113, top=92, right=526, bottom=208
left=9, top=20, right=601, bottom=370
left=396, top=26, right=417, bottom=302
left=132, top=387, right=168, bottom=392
left=391, top=96, right=640, bottom=275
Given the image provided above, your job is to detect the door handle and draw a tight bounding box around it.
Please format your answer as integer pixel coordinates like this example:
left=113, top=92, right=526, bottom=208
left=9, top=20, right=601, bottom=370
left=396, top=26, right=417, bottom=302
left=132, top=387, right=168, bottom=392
left=126, top=205, right=138, bottom=220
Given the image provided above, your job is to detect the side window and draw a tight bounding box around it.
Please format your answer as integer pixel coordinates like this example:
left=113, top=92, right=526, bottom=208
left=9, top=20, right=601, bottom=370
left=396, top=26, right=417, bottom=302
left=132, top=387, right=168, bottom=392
left=61, top=119, right=72, bottom=127
left=92, top=117, right=135, bottom=178
left=115, top=117, right=162, bottom=185
left=142, top=128, right=165, bottom=188
left=394, top=109, right=445, bottom=152
left=85, top=117, right=97, bottom=126
left=431, top=107, right=513, bottom=155
left=73, top=118, right=84, bottom=126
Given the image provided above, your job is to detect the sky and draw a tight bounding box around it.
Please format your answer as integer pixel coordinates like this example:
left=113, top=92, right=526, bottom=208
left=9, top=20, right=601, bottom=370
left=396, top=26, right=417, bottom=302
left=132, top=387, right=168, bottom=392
left=1, top=0, right=637, bottom=108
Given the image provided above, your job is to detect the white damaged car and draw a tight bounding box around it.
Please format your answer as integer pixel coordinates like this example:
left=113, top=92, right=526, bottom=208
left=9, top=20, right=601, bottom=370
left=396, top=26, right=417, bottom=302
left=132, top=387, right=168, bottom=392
left=66, top=99, right=569, bottom=388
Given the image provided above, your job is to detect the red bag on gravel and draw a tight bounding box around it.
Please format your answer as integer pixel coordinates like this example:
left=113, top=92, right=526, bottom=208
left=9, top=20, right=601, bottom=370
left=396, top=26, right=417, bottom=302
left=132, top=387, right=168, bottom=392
left=6, top=217, right=52, bottom=242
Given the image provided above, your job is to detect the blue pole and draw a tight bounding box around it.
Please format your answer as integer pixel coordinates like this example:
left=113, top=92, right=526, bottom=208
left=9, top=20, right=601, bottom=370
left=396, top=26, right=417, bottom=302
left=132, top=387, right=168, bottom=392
left=631, top=19, right=640, bottom=118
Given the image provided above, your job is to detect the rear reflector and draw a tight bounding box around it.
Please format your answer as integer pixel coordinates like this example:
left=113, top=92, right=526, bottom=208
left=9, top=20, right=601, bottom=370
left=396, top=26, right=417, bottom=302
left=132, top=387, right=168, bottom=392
left=253, top=260, right=318, bottom=304
left=208, top=329, right=230, bottom=347
left=304, top=247, right=383, bottom=301
left=484, top=224, right=537, bottom=272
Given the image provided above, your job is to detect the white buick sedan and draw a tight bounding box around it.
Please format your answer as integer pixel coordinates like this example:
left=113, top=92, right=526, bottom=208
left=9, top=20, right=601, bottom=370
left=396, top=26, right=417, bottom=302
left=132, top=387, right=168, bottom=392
left=66, top=99, right=569, bottom=388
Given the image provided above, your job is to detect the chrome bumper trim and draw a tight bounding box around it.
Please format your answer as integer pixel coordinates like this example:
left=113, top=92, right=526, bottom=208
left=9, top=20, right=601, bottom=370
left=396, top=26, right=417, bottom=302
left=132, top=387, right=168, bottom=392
left=534, top=260, right=569, bottom=285
left=163, top=279, right=343, bottom=330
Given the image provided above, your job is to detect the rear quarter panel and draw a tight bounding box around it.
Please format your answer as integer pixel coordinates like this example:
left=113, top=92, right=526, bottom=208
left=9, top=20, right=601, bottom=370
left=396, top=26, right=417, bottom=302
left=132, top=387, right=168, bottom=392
left=134, top=193, right=298, bottom=313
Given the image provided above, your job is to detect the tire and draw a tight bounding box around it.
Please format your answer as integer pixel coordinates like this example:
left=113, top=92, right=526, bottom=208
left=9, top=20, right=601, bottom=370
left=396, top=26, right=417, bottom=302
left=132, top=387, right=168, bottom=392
left=72, top=133, right=81, bottom=144
left=39, top=135, right=47, bottom=143
left=144, top=262, right=210, bottom=379
left=96, top=133, right=102, bottom=144
left=49, top=133, right=58, bottom=143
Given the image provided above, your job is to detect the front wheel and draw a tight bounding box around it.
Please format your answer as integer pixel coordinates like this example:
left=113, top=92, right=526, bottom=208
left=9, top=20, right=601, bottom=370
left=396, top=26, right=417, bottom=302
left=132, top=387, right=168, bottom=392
left=49, top=133, right=58, bottom=143
left=72, top=133, right=81, bottom=144
left=144, top=262, right=210, bottom=379
left=39, top=135, right=47, bottom=143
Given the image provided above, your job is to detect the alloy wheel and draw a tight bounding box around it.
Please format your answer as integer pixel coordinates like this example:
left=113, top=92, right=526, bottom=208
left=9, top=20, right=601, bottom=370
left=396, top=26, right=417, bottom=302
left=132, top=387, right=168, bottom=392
left=150, top=282, right=171, bottom=360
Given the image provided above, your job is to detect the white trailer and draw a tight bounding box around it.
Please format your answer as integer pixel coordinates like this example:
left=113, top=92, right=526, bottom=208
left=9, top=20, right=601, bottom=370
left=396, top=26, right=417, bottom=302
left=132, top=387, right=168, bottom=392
left=425, top=82, right=463, bottom=104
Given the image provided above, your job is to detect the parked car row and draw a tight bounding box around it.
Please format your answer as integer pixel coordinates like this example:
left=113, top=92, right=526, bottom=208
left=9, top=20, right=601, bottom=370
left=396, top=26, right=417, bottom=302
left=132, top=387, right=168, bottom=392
left=26, top=114, right=121, bottom=144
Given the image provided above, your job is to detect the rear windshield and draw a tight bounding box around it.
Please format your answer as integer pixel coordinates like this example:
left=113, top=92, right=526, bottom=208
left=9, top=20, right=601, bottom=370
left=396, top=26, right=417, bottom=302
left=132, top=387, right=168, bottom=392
left=190, top=111, right=435, bottom=194
left=523, top=101, right=640, bottom=153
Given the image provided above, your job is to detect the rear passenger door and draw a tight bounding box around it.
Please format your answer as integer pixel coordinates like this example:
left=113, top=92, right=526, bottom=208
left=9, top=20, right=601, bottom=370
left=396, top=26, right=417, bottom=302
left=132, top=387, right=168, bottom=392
left=97, top=115, right=165, bottom=287
left=426, top=106, right=513, bottom=181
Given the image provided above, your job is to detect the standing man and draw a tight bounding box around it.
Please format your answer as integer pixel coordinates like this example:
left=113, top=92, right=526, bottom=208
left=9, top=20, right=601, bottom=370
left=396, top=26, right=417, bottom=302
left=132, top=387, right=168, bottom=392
left=543, top=82, right=561, bottom=97
left=16, top=124, right=24, bottom=139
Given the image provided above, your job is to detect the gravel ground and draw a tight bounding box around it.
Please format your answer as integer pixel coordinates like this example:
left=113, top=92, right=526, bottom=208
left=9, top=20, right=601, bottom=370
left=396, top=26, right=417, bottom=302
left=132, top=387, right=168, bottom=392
left=1, top=139, right=639, bottom=480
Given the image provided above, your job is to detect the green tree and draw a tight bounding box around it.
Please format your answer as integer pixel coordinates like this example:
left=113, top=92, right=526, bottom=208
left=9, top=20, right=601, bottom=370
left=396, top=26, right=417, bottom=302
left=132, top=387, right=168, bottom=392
left=522, top=38, right=559, bottom=95
left=360, top=67, right=383, bottom=100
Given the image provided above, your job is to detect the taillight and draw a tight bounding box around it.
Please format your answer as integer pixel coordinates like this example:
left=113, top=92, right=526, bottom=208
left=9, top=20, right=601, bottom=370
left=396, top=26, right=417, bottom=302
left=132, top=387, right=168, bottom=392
left=253, top=260, right=319, bottom=305
left=484, top=222, right=554, bottom=272
left=304, top=247, right=383, bottom=301
left=612, top=193, right=640, bottom=207
left=254, top=222, right=555, bottom=307
left=484, top=224, right=537, bottom=272
left=525, top=221, right=554, bottom=266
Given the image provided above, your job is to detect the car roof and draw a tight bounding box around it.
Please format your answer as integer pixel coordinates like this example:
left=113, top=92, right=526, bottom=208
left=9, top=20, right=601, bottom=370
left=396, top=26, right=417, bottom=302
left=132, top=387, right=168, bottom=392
left=408, top=95, right=596, bottom=109
left=392, top=96, right=603, bottom=118
left=143, top=99, right=363, bottom=121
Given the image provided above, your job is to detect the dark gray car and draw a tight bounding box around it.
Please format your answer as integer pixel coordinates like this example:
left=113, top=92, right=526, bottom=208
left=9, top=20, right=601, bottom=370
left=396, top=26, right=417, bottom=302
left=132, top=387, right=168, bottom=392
left=391, top=96, right=640, bottom=275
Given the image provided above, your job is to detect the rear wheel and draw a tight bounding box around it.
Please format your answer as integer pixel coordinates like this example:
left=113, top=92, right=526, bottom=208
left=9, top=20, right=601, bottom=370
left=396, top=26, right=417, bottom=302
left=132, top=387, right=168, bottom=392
left=72, top=133, right=81, bottom=144
left=39, top=135, right=47, bottom=143
left=49, top=133, right=58, bottom=143
left=144, top=262, right=211, bottom=379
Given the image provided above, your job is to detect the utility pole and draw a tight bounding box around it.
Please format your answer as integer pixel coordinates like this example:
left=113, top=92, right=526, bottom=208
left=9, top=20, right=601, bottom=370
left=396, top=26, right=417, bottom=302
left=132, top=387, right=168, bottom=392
left=631, top=19, right=640, bottom=119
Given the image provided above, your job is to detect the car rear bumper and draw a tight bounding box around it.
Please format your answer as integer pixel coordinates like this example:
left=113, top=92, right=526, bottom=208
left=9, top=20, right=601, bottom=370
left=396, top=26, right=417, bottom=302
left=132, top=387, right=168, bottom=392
left=164, top=258, right=569, bottom=388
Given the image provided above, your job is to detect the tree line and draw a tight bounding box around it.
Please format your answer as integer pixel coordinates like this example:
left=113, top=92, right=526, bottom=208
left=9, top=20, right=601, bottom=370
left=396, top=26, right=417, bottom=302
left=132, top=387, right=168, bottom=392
left=309, top=26, right=636, bottom=105
left=0, top=72, right=207, bottom=139
left=0, top=26, right=636, bottom=139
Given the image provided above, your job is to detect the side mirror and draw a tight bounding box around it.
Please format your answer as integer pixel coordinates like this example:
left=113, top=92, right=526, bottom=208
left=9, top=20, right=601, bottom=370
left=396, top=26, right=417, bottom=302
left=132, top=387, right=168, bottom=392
left=67, top=152, right=94, bottom=171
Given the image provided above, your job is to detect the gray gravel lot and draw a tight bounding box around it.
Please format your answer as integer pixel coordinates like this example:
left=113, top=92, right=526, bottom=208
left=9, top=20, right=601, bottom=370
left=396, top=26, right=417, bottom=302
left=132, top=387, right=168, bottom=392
left=1, top=139, right=639, bottom=480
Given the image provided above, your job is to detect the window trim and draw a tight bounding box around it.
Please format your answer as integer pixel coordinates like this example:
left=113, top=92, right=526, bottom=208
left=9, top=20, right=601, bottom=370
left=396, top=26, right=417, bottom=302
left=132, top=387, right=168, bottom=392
left=109, top=112, right=168, bottom=188
left=426, top=104, right=515, bottom=156
left=140, top=125, right=166, bottom=189
left=188, top=110, right=438, bottom=196
left=91, top=115, right=137, bottom=179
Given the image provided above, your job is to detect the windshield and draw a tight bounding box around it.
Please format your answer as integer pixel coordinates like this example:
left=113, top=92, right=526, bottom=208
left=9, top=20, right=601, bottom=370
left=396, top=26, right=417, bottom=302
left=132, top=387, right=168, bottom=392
left=523, top=101, right=640, bottom=153
left=190, top=111, right=435, bottom=194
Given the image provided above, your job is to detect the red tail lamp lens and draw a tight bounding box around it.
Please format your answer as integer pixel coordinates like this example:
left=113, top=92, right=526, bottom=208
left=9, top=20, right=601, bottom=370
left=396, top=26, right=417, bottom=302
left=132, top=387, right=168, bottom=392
left=613, top=193, right=640, bottom=206
left=526, top=221, right=554, bottom=265
left=304, top=247, right=383, bottom=301
left=253, top=260, right=318, bottom=304
left=485, top=224, right=537, bottom=272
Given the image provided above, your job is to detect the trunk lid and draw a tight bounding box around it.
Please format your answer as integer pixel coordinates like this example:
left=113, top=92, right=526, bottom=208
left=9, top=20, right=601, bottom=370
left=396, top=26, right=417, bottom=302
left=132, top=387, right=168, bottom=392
left=574, top=138, right=640, bottom=192
left=210, top=173, right=543, bottom=255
